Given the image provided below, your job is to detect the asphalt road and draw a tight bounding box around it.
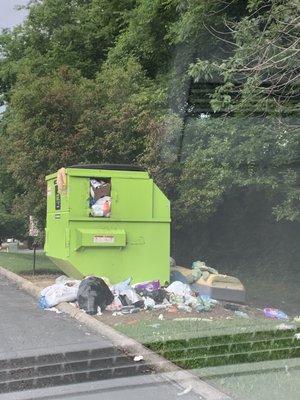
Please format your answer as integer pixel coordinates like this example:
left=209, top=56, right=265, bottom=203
left=0, top=276, right=202, bottom=400
left=0, top=275, right=111, bottom=360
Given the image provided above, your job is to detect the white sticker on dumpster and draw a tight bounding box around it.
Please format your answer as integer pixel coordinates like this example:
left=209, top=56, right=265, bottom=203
left=93, top=236, right=115, bottom=244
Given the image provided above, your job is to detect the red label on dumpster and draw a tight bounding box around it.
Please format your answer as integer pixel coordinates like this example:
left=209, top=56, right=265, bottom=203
left=93, top=235, right=115, bottom=244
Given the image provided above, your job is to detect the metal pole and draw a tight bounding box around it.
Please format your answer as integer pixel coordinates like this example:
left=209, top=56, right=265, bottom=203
left=33, top=243, right=36, bottom=276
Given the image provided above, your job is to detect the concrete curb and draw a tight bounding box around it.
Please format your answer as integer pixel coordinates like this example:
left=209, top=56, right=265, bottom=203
left=0, top=267, right=231, bottom=400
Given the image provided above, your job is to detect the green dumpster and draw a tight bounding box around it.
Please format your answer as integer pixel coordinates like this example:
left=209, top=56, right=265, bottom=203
left=45, top=164, right=170, bottom=284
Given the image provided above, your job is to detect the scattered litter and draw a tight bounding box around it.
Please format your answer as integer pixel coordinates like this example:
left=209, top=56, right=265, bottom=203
left=144, top=297, right=156, bottom=309
left=177, top=385, right=192, bottom=396
left=138, top=288, right=168, bottom=304
left=111, top=278, right=132, bottom=295
left=119, top=289, right=142, bottom=306
left=55, top=275, right=79, bottom=285
left=44, top=307, right=63, bottom=314
left=106, top=297, right=123, bottom=311
left=293, top=316, right=300, bottom=323
left=130, top=308, right=141, bottom=314
left=184, top=260, right=218, bottom=284
left=170, top=270, right=189, bottom=284
left=276, top=323, right=295, bottom=330
left=166, top=281, right=191, bottom=296
left=192, top=260, right=218, bottom=275
left=97, top=306, right=102, bottom=316
left=134, top=280, right=160, bottom=292
left=169, top=293, right=184, bottom=305
left=85, top=332, right=91, bottom=336
left=234, top=311, right=250, bottom=319
left=177, top=304, right=192, bottom=313
left=148, top=324, right=160, bottom=328
left=173, top=318, right=203, bottom=322
left=294, top=333, right=300, bottom=340
left=133, top=355, right=144, bottom=362
left=112, top=312, right=123, bottom=316
left=263, top=308, right=288, bottom=320
left=224, top=303, right=240, bottom=312
left=158, top=314, right=164, bottom=320
left=153, top=304, right=168, bottom=310
left=121, top=305, right=136, bottom=314
left=196, top=295, right=216, bottom=312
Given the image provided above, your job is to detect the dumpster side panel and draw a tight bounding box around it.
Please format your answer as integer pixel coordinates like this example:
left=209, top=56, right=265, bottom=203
left=45, top=177, right=69, bottom=259
left=152, top=184, right=170, bottom=220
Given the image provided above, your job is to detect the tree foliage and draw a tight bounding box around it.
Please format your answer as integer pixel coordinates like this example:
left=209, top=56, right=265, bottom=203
left=0, top=0, right=299, bottom=237
left=189, top=0, right=300, bottom=119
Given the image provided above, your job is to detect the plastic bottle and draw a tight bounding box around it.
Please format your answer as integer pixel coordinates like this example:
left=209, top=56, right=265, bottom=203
left=263, top=308, right=288, bottom=320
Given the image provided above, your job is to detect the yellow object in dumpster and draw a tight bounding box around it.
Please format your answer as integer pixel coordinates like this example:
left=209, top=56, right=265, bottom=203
left=174, top=266, right=246, bottom=303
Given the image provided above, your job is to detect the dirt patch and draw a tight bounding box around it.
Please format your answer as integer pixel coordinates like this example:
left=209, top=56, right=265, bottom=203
left=22, top=274, right=60, bottom=289
left=97, top=301, right=264, bottom=329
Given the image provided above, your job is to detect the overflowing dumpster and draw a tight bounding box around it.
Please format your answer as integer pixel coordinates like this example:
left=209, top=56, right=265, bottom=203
left=45, top=164, right=170, bottom=284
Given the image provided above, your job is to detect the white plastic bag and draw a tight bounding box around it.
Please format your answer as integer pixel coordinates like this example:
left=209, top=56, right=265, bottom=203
left=91, top=196, right=111, bottom=217
left=112, top=277, right=132, bottom=295
left=166, top=281, right=191, bottom=296
left=144, top=297, right=156, bottom=309
left=55, top=275, right=80, bottom=286
left=40, top=281, right=80, bottom=308
left=121, top=289, right=141, bottom=304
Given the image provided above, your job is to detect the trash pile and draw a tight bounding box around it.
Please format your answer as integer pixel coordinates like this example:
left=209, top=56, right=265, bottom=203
left=171, top=260, right=246, bottom=303
left=170, top=261, right=219, bottom=286
left=38, top=259, right=294, bottom=322
left=90, top=178, right=111, bottom=217
left=38, top=274, right=218, bottom=316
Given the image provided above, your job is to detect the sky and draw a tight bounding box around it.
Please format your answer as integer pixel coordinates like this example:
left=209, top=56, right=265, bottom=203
left=0, top=0, right=28, bottom=29
left=0, top=0, right=28, bottom=114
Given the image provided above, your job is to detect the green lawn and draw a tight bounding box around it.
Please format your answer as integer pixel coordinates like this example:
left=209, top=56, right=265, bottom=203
left=116, top=317, right=284, bottom=344
left=116, top=318, right=300, bottom=370
left=203, top=358, right=300, bottom=400
left=0, top=251, right=61, bottom=275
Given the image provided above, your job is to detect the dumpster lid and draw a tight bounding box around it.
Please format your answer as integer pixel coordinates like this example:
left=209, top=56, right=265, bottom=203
left=68, top=164, right=146, bottom=172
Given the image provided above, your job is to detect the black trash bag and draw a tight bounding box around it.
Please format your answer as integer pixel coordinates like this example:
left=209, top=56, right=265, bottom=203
left=119, top=294, right=144, bottom=309
left=77, top=276, right=114, bottom=315
left=224, top=303, right=240, bottom=312
left=138, top=288, right=168, bottom=304
left=119, top=294, right=129, bottom=307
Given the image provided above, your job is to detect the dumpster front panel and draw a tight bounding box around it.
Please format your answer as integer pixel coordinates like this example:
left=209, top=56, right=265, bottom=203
left=110, top=178, right=153, bottom=220
left=75, top=228, right=126, bottom=249
left=67, top=221, right=170, bottom=284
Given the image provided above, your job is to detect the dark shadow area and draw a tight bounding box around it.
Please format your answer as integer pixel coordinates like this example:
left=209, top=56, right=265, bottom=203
left=173, top=189, right=300, bottom=315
